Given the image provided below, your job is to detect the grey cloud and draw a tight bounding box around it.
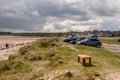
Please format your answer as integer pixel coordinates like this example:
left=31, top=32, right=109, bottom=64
left=100, top=20, right=120, bottom=31
left=0, top=0, right=120, bottom=32
left=87, top=0, right=120, bottom=17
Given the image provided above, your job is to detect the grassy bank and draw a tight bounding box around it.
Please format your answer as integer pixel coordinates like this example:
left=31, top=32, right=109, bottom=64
left=0, top=38, right=120, bottom=80
left=100, top=37, right=120, bottom=45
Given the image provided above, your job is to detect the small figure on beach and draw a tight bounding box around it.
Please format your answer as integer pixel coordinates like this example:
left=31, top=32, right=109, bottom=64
left=6, top=43, right=9, bottom=49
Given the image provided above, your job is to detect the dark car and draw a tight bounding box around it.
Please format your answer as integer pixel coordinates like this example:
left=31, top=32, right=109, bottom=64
left=76, top=38, right=102, bottom=48
left=87, top=35, right=98, bottom=39
left=69, top=37, right=85, bottom=44
left=63, top=37, right=78, bottom=42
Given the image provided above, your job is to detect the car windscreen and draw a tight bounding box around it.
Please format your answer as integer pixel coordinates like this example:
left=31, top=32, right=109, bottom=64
left=90, top=39, right=99, bottom=41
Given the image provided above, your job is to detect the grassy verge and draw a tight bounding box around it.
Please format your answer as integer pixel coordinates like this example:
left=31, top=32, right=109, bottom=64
left=0, top=37, right=120, bottom=80
left=100, top=37, right=120, bottom=45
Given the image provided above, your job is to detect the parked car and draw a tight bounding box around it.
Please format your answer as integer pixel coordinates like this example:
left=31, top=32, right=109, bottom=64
left=87, top=35, right=98, bottom=39
left=63, top=37, right=78, bottom=42
left=69, top=37, right=85, bottom=44
left=76, top=38, right=102, bottom=48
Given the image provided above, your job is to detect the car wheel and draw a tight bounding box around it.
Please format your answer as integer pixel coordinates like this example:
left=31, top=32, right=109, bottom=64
left=96, top=44, right=100, bottom=48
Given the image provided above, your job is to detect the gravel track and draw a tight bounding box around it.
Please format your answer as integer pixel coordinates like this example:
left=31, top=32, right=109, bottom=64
left=102, top=44, right=120, bottom=55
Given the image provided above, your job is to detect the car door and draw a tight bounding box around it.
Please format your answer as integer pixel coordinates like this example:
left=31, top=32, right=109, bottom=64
left=90, top=39, right=98, bottom=46
left=87, top=39, right=93, bottom=45
left=83, top=39, right=91, bottom=45
left=87, top=39, right=96, bottom=46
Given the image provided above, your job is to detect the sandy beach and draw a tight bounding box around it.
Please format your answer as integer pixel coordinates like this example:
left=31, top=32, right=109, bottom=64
left=0, top=36, right=41, bottom=61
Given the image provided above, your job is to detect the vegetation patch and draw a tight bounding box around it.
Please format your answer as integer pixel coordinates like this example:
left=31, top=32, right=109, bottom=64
left=0, top=60, right=31, bottom=75
left=0, top=37, right=120, bottom=80
left=100, top=37, right=120, bottom=45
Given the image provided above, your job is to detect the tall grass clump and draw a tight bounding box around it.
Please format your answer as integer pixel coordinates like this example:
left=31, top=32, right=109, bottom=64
left=0, top=60, right=31, bottom=74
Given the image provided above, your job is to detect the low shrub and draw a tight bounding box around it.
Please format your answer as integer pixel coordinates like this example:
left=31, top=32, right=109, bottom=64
left=65, top=71, right=73, bottom=78
left=118, top=39, right=120, bottom=42
left=8, top=54, right=18, bottom=60
left=20, top=50, right=28, bottom=55
left=58, top=59, right=63, bottom=64
left=49, top=53, right=56, bottom=57
left=38, top=38, right=58, bottom=47
left=30, top=55, right=42, bottom=61
left=40, top=41, right=49, bottom=47
left=0, top=64, right=11, bottom=73
left=0, top=61, right=30, bottom=73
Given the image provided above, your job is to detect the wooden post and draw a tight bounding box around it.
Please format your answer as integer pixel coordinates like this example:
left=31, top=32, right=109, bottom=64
left=89, top=58, right=91, bottom=65
left=83, top=59, right=85, bottom=65
left=78, top=56, right=80, bottom=62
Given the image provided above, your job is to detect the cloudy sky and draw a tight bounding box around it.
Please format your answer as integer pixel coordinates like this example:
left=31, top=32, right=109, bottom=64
left=0, top=0, right=120, bottom=32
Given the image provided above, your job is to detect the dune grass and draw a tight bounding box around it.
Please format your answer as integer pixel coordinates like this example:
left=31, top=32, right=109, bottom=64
left=0, top=37, right=120, bottom=80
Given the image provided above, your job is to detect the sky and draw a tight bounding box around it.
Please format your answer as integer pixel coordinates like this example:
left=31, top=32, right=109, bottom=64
left=0, top=0, right=120, bottom=32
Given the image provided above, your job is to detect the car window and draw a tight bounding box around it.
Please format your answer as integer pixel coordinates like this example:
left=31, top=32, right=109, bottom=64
left=91, top=39, right=99, bottom=41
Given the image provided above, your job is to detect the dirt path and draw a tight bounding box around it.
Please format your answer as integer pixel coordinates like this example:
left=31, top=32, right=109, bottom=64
left=105, top=71, right=120, bottom=80
left=102, top=44, right=120, bottom=80
left=102, top=44, right=120, bottom=55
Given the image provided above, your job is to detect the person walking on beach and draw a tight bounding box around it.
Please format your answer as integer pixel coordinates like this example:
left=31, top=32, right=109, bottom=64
left=6, top=43, right=9, bottom=49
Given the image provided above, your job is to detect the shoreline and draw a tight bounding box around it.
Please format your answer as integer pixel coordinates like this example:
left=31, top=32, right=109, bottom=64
left=0, top=36, right=41, bottom=61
